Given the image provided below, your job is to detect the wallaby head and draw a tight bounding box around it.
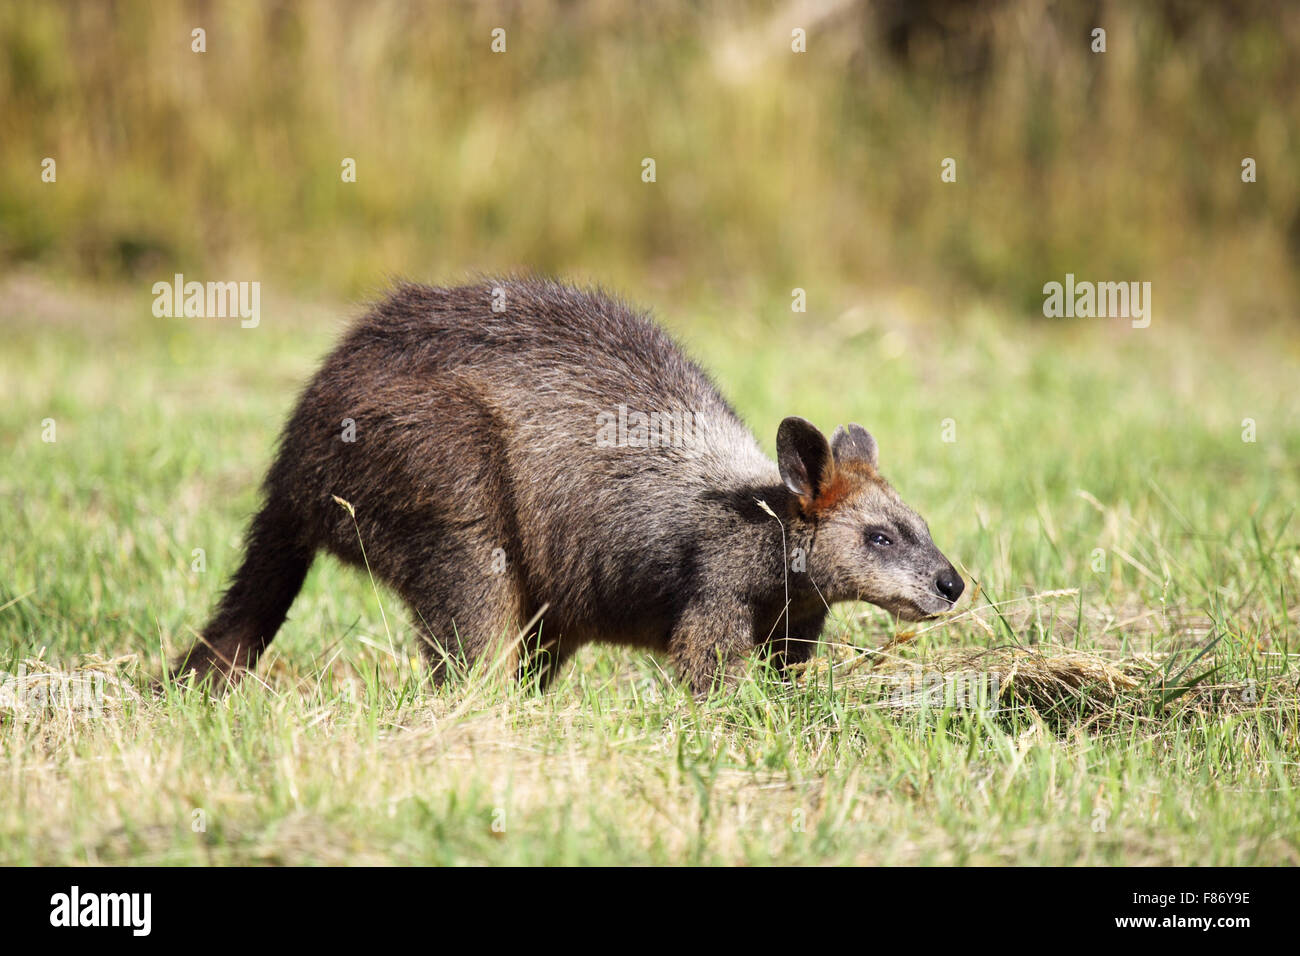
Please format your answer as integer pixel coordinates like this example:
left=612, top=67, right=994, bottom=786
left=776, top=416, right=964, bottom=621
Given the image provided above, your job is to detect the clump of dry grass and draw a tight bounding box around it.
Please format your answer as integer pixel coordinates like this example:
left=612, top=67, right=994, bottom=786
left=785, top=583, right=1299, bottom=730
left=797, top=640, right=1299, bottom=731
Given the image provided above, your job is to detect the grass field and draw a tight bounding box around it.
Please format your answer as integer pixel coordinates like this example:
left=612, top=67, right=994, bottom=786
left=2, top=272, right=1297, bottom=865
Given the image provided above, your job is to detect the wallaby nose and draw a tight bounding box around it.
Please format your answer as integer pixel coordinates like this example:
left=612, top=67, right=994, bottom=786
left=935, top=568, right=964, bottom=602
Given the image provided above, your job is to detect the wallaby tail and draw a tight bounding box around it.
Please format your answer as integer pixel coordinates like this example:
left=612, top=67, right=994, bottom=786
left=172, top=496, right=315, bottom=686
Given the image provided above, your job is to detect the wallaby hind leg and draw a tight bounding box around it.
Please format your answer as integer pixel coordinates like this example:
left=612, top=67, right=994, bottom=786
left=402, top=545, right=531, bottom=686
left=173, top=497, right=315, bottom=686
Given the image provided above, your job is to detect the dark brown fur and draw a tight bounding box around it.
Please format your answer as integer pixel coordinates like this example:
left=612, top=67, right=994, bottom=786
left=174, top=279, right=962, bottom=694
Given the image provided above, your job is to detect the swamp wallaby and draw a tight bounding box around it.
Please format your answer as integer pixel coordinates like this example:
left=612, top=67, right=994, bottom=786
left=174, top=280, right=963, bottom=693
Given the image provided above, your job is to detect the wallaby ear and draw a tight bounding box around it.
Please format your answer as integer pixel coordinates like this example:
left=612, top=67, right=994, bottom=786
left=830, top=423, right=879, bottom=469
left=777, top=416, right=834, bottom=499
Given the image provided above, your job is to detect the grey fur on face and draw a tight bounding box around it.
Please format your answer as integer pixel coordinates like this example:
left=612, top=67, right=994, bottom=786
left=777, top=415, right=963, bottom=623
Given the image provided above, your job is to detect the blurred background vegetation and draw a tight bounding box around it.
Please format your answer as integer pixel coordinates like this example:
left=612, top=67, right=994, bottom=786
left=2, top=0, right=1298, bottom=325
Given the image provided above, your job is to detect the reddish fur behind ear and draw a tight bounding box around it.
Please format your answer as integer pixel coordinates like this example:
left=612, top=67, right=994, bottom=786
left=810, top=471, right=852, bottom=513
left=804, top=461, right=878, bottom=516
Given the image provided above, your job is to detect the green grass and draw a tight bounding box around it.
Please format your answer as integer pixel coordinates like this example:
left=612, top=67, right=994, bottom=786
left=1, top=274, right=1298, bottom=865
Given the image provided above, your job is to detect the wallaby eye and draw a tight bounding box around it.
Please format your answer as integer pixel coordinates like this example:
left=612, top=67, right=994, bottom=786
left=867, top=530, right=893, bottom=547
